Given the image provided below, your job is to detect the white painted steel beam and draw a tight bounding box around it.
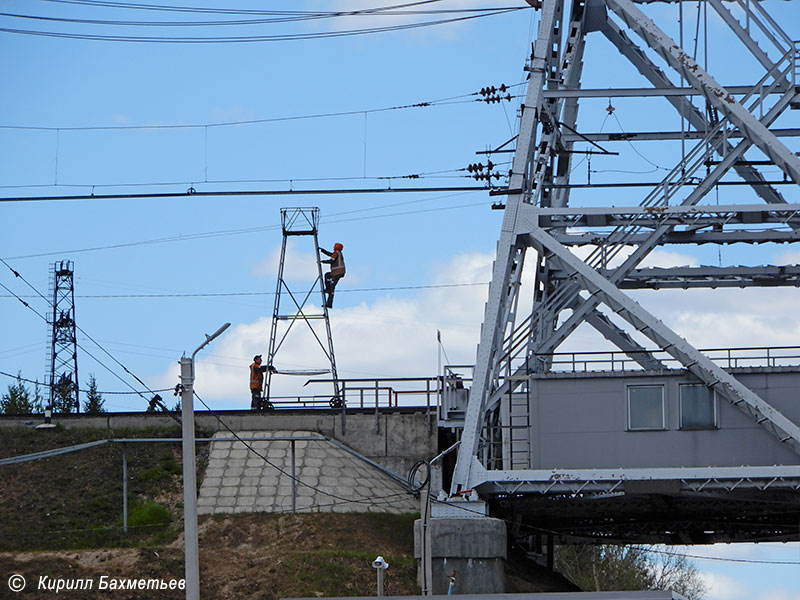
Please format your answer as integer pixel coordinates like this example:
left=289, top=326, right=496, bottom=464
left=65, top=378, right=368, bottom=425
left=476, top=464, right=800, bottom=493
left=603, top=0, right=800, bottom=184
left=562, top=128, right=800, bottom=142
left=543, top=85, right=794, bottom=98
left=553, top=229, right=800, bottom=246
left=450, top=0, right=566, bottom=494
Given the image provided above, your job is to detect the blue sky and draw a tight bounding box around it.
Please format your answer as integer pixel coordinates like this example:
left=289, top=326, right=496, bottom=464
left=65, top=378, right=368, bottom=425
left=1, top=1, right=799, bottom=597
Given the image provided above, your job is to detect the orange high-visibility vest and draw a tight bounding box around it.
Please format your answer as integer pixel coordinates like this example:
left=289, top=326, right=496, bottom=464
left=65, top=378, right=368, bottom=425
left=250, top=363, right=264, bottom=390
left=329, top=251, right=345, bottom=277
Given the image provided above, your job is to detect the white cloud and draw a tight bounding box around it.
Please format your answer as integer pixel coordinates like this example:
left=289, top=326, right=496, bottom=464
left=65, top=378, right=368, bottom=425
left=253, top=240, right=333, bottom=283
left=307, top=0, right=523, bottom=39
left=699, top=572, right=750, bottom=600
left=697, top=569, right=800, bottom=600
left=161, top=242, right=800, bottom=409
left=209, top=105, right=257, bottom=124
left=155, top=250, right=493, bottom=408
left=570, top=244, right=698, bottom=270
left=774, top=248, right=800, bottom=265
left=759, top=591, right=800, bottom=600
left=634, top=287, right=800, bottom=350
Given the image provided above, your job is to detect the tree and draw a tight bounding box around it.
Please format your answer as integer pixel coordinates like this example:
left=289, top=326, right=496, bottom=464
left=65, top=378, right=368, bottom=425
left=83, top=374, right=105, bottom=414
left=52, top=374, right=77, bottom=413
left=649, top=546, right=706, bottom=600
left=555, top=545, right=706, bottom=600
left=1, top=373, right=38, bottom=415
left=32, top=380, right=45, bottom=413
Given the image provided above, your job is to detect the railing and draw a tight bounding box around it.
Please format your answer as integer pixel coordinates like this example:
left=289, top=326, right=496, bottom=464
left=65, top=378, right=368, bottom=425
left=536, top=345, right=800, bottom=373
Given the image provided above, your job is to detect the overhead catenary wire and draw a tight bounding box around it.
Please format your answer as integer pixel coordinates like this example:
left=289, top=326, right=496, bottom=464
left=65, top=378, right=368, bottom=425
left=0, top=85, right=525, bottom=132
left=0, top=8, right=527, bottom=43
left=0, top=368, right=173, bottom=396
left=0, top=185, right=501, bottom=204
left=1, top=5, right=525, bottom=28
left=35, top=0, right=454, bottom=17
left=0, top=282, right=490, bottom=300
left=0, top=190, right=486, bottom=260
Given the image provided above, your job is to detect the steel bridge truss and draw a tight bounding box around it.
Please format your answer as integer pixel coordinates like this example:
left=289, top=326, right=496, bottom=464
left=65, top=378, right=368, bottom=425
left=451, top=0, right=800, bottom=510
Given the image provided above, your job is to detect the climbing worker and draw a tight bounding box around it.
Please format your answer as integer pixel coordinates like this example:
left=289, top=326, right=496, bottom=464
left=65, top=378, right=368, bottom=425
left=320, top=242, right=346, bottom=309
left=249, top=355, right=272, bottom=411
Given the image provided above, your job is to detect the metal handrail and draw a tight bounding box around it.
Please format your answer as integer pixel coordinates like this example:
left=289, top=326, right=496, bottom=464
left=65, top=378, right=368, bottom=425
left=532, top=345, right=800, bottom=373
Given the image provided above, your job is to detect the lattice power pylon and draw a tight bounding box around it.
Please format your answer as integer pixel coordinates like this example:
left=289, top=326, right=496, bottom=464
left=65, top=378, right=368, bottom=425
left=47, top=260, right=79, bottom=413
left=451, top=0, right=800, bottom=493
left=263, top=208, right=341, bottom=408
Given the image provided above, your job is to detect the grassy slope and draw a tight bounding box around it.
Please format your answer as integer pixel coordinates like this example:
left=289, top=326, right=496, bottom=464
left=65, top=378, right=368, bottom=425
left=0, top=425, right=199, bottom=550
left=0, top=426, right=420, bottom=599
left=2, top=513, right=420, bottom=600
left=0, top=426, right=565, bottom=599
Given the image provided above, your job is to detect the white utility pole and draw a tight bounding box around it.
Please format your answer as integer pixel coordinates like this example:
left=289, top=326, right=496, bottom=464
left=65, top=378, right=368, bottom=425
left=180, top=322, right=230, bottom=600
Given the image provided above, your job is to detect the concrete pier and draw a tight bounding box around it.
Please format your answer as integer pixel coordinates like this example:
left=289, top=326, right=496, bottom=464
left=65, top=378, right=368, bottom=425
left=414, top=517, right=507, bottom=594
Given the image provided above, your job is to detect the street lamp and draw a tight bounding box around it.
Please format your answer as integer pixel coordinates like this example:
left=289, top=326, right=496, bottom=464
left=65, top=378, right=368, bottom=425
left=180, top=322, right=230, bottom=600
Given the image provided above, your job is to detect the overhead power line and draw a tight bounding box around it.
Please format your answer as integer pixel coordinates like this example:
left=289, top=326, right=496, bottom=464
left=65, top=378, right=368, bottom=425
left=0, top=282, right=489, bottom=300
left=0, top=8, right=526, bottom=43
left=36, top=0, right=446, bottom=16
left=0, top=368, right=172, bottom=396
left=0, top=190, right=484, bottom=260
left=2, top=5, right=523, bottom=27
left=0, top=84, right=523, bottom=131
left=0, top=185, right=500, bottom=204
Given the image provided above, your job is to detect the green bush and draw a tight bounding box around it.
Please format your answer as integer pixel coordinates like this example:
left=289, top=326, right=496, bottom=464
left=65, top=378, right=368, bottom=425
left=128, top=499, right=173, bottom=529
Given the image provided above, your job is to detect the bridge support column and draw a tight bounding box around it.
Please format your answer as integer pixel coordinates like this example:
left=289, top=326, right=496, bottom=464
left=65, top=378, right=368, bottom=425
left=413, top=517, right=506, bottom=594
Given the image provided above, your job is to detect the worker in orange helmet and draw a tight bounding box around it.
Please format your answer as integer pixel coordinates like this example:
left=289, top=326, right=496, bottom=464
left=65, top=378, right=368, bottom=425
left=320, top=242, right=345, bottom=309
left=249, top=355, right=273, bottom=411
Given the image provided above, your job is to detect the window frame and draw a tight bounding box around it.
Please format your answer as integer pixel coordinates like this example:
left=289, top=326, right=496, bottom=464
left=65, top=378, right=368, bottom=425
left=626, top=384, right=666, bottom=431
left=679, top=383, right=718, bottom=430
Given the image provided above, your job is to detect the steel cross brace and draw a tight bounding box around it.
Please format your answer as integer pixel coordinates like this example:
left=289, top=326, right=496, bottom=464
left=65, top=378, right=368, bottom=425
left=603, top=0, right=800, bottom=184
left=533, top=88, right=797, bottom=361
left=524, top=220, right=800, bottom=457
left=600, top=15, right=787, bottom=205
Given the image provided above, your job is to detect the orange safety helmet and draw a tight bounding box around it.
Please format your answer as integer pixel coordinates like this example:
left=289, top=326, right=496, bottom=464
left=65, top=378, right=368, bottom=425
left=333, top=242, right=343, bottom=251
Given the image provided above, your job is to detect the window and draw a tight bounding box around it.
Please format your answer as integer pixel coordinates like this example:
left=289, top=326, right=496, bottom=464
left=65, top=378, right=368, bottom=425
left=680, top=384, right=717, bottom=429
left=628, top=385, right=665, bottom=430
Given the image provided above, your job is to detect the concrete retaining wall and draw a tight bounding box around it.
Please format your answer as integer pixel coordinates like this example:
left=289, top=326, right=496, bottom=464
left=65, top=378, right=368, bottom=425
left=0, top=409, right=437, bottom=478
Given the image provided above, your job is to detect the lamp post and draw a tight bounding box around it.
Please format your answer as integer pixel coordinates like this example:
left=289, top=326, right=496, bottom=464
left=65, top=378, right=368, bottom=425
left=180, top=322, right=230, bottom=600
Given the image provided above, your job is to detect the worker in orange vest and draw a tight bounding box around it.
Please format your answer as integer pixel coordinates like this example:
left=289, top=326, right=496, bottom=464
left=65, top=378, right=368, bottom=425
left=249, top=355, right=272, bottom=411
left=320, top=242, right=345, bottom=309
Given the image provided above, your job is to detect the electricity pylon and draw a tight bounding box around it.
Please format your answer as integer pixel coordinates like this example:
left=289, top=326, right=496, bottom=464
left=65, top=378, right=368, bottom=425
left=47, top=260, right=79, bottom=413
